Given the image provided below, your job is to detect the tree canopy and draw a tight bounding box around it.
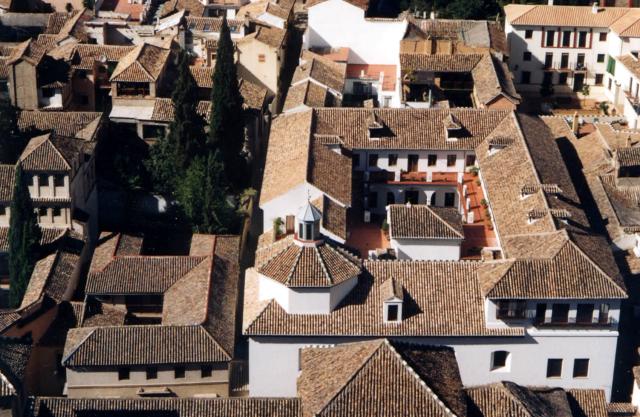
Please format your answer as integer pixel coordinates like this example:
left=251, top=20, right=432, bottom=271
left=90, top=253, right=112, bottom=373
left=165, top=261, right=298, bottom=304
left=8, top=165, right=41, bottom=308
left=208, top=15, right=246, bottom=190
left=0, top=98, right=27, bottom=164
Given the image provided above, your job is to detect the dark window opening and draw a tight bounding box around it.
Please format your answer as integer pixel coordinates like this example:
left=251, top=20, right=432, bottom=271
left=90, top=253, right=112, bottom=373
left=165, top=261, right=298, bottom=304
left=525, top=30, right=533, bottom=39
left=547, top=359, right=562, bottom=378
left=388, top=154, right=398, bottom=166
left=146, top=367, right=157, bottom=380
left=491, top=351, right=509, bottom=370
left=387, top=304, right=398, bottom=321
left=427, top=154, right=437, bottom=167
left=562, top=31, right=571, bottom=47
left=576, top=304, right=594, bottom=324
left=174, top=367, right=185, bottom=379
left=201, top=365, right=213, bottom=378
left=368, top=154, right=378, bottom=168
left=447, top=155, right=456, bottom=167
left=444, top=192, right=455, bottom=207
left=118, top=368, right=130, bottom=380
left=546, top=30, right=555, bottom=47
left=573, top=359, right=589, bottom=378
left=551, top=304, right=570, bottom=323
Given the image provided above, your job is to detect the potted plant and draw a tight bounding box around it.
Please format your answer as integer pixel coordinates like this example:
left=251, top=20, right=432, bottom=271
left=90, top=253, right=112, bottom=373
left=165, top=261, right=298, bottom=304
left=273, top=217, right=284, bottom=240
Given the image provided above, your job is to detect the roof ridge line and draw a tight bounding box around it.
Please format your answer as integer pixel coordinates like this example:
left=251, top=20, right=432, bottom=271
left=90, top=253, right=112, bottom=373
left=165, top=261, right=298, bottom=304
left=426, top=206, right=465, bottom=238
left=314, top=243, right=333, bottom=285
left=385, top=340, right=457, bottom=416
left=61, top=327, right=96, bottom=365
left=285, top=245, right=304, bottom=286
left=562, top=239, right=627, bottom=296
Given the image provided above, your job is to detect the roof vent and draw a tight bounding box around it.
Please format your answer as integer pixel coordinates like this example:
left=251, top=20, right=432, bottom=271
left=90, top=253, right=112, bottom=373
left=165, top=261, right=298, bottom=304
left=444, top=114, right=464, bottom=141
left=381, top=278, right=403, bottom=323
left=367, top=112, right=386, bottom=139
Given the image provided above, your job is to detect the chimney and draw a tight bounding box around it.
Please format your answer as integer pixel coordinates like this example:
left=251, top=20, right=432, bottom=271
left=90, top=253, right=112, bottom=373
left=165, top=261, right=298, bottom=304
left=592, top=2, right=599, bottom=13
left=547, top=0, right=553, bottom=5
left=572, top=111, right=579, bottom=135
left=430, top=10, right=435, bottom=20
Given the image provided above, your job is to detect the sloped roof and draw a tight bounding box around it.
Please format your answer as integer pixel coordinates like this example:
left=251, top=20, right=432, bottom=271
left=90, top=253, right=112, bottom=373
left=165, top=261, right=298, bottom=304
left=0, top=164, right=15, bottom=202
left=283, top=80, right=329, bottom=112
left=298, top=340, right=464, bottom=417
left=18, top=111, right=102, bottom=140
left=26, top=397, right=301, bottom=417
left=292, top=50, right=346, bottom=93
left=505, top=4, right=629, bottom=28
left=245, top=260, right=524, bottom=337
left=306, top=0, right=369, bottom=11
left=70, top=44, right=135, bottom=70
left=240, top=25, right=286, bottom=48
left=62, top=325, right=230, bottom=367
left=257, top=238, right=361, bottom=287
left=466, top=382, right=608, bottom=417
left=388, top=204, right=464, bottom=240
left=185, top=16, right=243, bottom=32
left=18, top=133, right=85, bottom=172
left=0, top=337, right=30, bottom=397
left=110, top=43, right=171, bottom=83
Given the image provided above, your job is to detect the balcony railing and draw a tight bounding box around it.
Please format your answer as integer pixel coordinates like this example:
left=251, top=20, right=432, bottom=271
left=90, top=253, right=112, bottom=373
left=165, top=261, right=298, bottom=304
left=533, top=316, right=614, bottom=328
left=366, top=170, right=461, bottom=184
left=542, top=61, right=588, bottom=72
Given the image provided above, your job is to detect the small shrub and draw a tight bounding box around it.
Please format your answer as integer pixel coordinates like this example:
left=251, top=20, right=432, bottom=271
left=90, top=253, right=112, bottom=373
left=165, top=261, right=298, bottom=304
left=273, top=217, right=284, bottom=238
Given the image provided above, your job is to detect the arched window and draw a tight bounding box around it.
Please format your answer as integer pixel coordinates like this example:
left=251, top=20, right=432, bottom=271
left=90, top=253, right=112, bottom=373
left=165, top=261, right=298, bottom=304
left=429, top=192, right=437, bottom=206
left=491, top=351, right=511, bottom=371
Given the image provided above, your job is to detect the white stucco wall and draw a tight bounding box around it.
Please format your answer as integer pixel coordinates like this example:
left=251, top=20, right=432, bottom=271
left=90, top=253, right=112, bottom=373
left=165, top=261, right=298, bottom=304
left=390, top=238, right=461, bottom=261
left=248, top=330, right=619, bottom=399
left=261, top=183, right=323, bottom=233
left=305, top=0, right=407, bottom=65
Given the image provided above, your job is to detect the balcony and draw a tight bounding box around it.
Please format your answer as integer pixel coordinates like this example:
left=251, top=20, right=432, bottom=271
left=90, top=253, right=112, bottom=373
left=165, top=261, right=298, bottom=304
left=367, top=170, right=460, bottom=185
left=543, top=61, right=588, bottom=72
left=533, top=316, right=614, bottom=329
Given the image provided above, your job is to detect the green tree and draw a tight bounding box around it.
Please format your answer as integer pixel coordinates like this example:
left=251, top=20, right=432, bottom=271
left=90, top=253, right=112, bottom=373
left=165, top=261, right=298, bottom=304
left=171, top=51, right=205, bottom=171
left=146, top=51, right=204, bottom=195
left=0, top=99, right=27, bottom=164
left=208, top=16, right=246, bottom=189
left=8, top=165, right=41, bottom=308
left=177, top=151, right=238, bottom=233
left=83, top=0, right=95, bottom=9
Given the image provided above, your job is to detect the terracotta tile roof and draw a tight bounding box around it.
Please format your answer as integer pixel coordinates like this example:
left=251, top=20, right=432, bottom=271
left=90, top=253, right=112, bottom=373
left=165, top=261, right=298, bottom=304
left=185, top=16, right=243, bottom=32
left=19, top=133, right=85, bottom=172
left=160, top=0, right=205, bottom=17
left=0, top=164, right=14, bottom=202
left=239, top=78, right=270, bottom=110
left=388, top=204, right=463, bottom=240
left=27, top=397, right=301, bottom=417
left=44, top=12, right=72, bottom=35
left=466, top=382, right=607, bottom=417
left=86, top=256, right=209, bottom=294
left=18, top=110, right=103, bottom=140
left=20, top=231, right=84, bottom=308
left=292, top=50, right=346, bottom=93
left=608, top=8, right=640, bottom=36
left=0, top=227, right=67, bottom=253
left=472, top=53, right=520, bottom=105
left=506, top=4, right=629, bottom=28
left=62, top=325, right=230, bottom=366
left=616, top=146, right=640, bottom=167
left=312, top=108, right=512, bottom=150
left=477, top=237, right=626, bottom=299
left=245, top=260, right=524, bottom=337
left=190, top=65, right=213, bottom=88
left=618, top=54, right=640, bottom=82
left=400, top=53, right=482, bottom=73
left=149, top=98, right=210, bottom=122
left=238, top=0, right=290, bottom=20
left=6, top=39, right=49, bottom=66
left=0, top=311, right=21, bottom=333
left=320, top=195, right=348, bottom=240
left=346, top=64, right=396, bottom=91
left=240, top=25, right=287, bottom=48
left=0, top=337, right=30, bottom=396
left=70, top=44, right=135, bottom=70
left=110, top=43, right=171, bottom=83
left=283, top=80, right=329, bottom=111
left=257, top=238, right=361, bottom=287
left=299, top=340, right=464, bottom=417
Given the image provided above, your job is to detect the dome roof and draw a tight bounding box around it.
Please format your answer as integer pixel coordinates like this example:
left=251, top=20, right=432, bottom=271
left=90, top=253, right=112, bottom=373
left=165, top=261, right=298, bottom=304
left=258, top=238, right=361, bottom=288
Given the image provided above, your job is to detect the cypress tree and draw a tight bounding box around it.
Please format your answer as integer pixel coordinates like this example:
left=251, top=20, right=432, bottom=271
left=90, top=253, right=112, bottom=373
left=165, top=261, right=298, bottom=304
left=178, top=150, right=237, bottom=233
left=146, top=51, right=204, bottom=195
left=208, top=15, right=246, bottom=189
left=0, top=98, right=26, bottom=164
left=8, top=165, right=41, bottom=308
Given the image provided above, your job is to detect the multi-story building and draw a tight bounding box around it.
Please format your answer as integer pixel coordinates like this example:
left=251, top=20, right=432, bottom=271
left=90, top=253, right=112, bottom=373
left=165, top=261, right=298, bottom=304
left=236, top=24, right=287, bottom=96
left=62, top=233, right=240, bottom=398
left=247, top=108, right=627, bottom=400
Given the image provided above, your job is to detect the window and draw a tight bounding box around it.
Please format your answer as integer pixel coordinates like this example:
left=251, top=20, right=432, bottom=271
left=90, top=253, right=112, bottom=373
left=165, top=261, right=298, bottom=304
left=29, top=175, right=35, bottom=186
left=544, top=53, right=553, bottom=68
left=595, top=74, right=604, bottom=85
left=466, top=155, right=476, bottom=167
left=54, top=176, right=64, bottom=187
left=444, top=192, right=455, bottom=207
left=573, top=359, right=589, bottom=378
left=0, top=206, right=5, bottom=216
left=597, top=54, right=605, bottom=63
left=558, top=73, right=568, bottom=85
left=521, top=71, right=531, bottom=84
left=551, top=303, right=570, bottom=323
left=576, top=304, right=594, bottom=324
left=525, top=29, right=533, bottom=39
left=405, top=190, right=419, bottom=205
left=608, top=78, right=613, bottom=90
left=38, top=207, right=47, bottom=216
left=523, top=52, right=532, bottom=61
left=599, top=303, right=610, bottom=324
left=562, top=30, right=571, bottom=47
left=201, top=365, right=213, bottom=378
left=388, top=154, right=398, bottom=166
left=578, top=31, right=587, bottom=48
left=535, top=303, right=547, bottom=323
left=387, top=304, right=398, bottom=321
left=174, top=367, right=185, bottom=379
left=386, top=192, right=395, bottom=205
left=491, top=351, right=510, bottom=371
left=497, top=300, right=527, bottom=319
left=368, top=192, right=378, bottom=209
left=599, top=32, right=607, bottom=42
left=427, top=154, right=437, bottom=167
left=52, top=207, right=61, bottom=217
left=38, top=174, right=48, bottom=186
left=258, top=54, right=266, bottom=62
left=368, top=154, right=378, bottom=168
left=560, top=53, right=569, bottom=68
left=446, top=155, right=456, bottom=167
left=546, top=30, right=555, bottom=47
left=547, top=359, right=563, bottom=378
left=118, top=368, right=130, bottom=380
left=146, top=367, right=158, bottom=380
